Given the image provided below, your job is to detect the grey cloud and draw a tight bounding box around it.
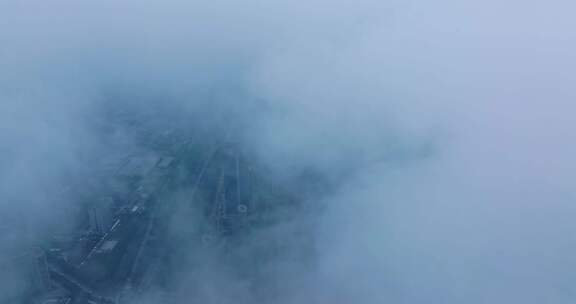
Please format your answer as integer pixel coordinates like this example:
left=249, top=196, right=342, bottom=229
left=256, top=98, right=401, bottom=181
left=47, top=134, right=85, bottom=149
left=1, top=0, right=576, bottom=303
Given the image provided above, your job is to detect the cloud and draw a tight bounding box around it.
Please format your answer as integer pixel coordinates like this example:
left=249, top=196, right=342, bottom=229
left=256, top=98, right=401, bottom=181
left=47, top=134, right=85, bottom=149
left=1, top=0, right=576, bottom=303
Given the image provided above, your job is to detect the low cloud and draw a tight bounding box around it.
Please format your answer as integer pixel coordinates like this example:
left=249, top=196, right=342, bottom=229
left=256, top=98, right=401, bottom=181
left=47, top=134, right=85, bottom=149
left=1, top=0, right=576, bottom=303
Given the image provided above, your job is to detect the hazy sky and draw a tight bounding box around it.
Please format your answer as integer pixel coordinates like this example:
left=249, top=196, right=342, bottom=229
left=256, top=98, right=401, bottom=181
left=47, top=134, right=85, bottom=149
left=1, top=0, right=576, bottom=303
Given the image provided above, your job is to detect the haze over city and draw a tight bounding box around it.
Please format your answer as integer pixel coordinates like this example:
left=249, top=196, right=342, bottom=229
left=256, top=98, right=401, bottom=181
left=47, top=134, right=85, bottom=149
left=1, top=0, right=575, bottom=303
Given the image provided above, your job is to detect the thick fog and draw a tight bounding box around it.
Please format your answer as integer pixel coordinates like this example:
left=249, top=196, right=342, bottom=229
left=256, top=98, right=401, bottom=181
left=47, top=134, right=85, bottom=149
left=1, top=0, right=576, bottom=303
